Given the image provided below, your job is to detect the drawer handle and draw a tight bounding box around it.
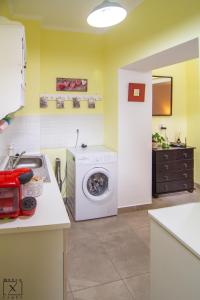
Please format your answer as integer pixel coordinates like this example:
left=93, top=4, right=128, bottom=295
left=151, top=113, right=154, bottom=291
left=163, top=154, right=169, bottom=159
left=184, top=163, right=188, bottom=168
left=183, top=173, right=188, bottom=178
left=164, top=184, right=168, bottom=191
left=164, top=175, right=169, bottom=180
left=183, top=153, right=188, bottom=158
left=164, top=164, right=169, bottom=170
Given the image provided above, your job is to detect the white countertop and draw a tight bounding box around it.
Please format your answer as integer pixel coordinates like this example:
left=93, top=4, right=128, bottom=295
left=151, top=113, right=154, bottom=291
left=0, top=153, right=70, bottom=234
left=149, top=203, right=200, bottom=259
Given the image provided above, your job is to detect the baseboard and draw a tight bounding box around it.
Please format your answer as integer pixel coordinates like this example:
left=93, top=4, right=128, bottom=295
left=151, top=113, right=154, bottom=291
left=118, top=185, right=200, bottom=214
left=118, top=203, right=152, bottom=214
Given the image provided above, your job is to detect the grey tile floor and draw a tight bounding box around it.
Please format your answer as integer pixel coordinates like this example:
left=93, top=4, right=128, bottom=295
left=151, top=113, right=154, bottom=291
left=67, top=188, right=200, bottom=300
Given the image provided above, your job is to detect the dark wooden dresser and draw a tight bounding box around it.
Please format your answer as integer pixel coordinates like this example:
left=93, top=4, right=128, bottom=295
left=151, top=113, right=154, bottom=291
left=152, top=147, right=195, bottom=197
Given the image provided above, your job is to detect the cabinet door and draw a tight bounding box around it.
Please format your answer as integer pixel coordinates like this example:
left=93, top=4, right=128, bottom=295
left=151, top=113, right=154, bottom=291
left=21, top=36, right=26, bottom=89
left=0, top=66, right=23, bottom=117
left=0, top=26, right=23, bottom=66
left=0, top=19, right=25, bottom=119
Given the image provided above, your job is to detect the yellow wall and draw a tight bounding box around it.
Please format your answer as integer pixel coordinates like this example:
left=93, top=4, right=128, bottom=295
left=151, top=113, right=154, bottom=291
left=152, top=62, right=189, bottom=143
left=185, top=59, right=200, bottom=182
left=0, top=0, right=104, bottom=116
left=103, top=0, right=200, bottom=150
left=39, top=28, right=104, bottom=115
left=0, top=0, right=11, bottom=17
left=102, top=0, right=200, bottom=182
left=18, top=25, right=104, bottom=116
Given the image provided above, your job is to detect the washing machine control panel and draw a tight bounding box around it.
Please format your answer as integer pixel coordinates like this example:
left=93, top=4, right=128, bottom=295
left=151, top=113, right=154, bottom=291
left=76, top=153, right=117, bottom=164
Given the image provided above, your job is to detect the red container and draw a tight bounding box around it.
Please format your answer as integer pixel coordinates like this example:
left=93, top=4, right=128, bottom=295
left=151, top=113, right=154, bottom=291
left=0, top=168, right=36, bottom=219
left=0, top=174, right=21, bottom=218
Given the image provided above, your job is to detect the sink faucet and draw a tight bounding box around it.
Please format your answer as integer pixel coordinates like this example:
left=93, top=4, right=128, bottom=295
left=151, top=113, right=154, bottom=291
left=12, top=151, right=26, bottom=169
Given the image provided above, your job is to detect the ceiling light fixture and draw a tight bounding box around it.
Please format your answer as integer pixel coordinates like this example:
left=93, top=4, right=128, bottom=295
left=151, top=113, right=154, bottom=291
left=87, top=0, right=127, bottom=28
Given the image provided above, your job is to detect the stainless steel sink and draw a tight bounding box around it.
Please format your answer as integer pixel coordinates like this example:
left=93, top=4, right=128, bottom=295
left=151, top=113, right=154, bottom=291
left=5, top=155, right=51, bottom=182
left=12, top=156, right=43, bottom=169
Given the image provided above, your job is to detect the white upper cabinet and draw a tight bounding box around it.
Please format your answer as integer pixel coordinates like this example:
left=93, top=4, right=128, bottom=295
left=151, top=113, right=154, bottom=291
left=0, top=17, right=26, bottom=120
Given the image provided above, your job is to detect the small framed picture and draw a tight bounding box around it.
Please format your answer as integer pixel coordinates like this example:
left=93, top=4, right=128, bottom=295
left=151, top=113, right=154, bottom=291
left=128, top=83, right=145, bottom=102
left=40, top=97, right=48, bottom=108
left=56, top=98, right=64, bottom=109
left=73, top=97, right=80, bottom=108
left=56, top=78, right=88, bottom=92
left=88, top=98, right=95, bottom=109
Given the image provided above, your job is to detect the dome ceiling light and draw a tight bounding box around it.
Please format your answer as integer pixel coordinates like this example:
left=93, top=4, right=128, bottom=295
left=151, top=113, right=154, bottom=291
left=87, top=0, right=127, bottom=28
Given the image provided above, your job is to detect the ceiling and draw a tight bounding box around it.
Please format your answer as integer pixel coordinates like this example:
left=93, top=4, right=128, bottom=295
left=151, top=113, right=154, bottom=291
left=8, top=0, right=143, bottom=34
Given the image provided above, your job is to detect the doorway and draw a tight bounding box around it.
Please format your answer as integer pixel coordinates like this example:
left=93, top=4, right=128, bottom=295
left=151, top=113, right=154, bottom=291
left=118, top=38, right=199, bottom=208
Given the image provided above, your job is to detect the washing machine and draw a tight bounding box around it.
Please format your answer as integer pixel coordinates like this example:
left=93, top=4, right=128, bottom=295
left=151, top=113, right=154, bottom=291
left=66, top=146, right=118, bottom=221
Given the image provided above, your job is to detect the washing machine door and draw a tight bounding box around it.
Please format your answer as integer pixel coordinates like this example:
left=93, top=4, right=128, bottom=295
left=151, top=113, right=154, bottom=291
left=82, top=167, right=113, bottom=202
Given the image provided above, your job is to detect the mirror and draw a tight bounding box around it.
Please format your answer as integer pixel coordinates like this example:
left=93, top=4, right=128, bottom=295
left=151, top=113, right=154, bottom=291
left=152, top=76, right=173, bottom=116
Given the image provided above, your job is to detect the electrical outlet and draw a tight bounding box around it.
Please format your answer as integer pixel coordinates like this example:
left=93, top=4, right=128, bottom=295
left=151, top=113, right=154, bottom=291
left=160, top=124, right=167, bottom=130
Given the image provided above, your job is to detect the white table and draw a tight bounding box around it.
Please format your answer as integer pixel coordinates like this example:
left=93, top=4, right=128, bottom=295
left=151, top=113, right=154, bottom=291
left=149, top=203, right=200, bottom=300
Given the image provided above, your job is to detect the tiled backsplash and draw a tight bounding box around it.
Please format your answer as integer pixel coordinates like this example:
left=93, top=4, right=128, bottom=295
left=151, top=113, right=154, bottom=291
left=40, top=115, right=104, bottom=148
left=0, top=114, right=104, bottom=159
left=0, top=116, right=41, bottom=158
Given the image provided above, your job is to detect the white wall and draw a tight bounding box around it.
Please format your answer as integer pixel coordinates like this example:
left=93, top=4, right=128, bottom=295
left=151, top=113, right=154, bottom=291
left=0, top=114, right=104, bottom=159
left=118, top=69, right=152, bottom=208
left=40, top=115, right=104, bottom=149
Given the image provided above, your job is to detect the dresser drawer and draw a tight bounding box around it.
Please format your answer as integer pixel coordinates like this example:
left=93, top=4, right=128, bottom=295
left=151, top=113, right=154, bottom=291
left=154, top=148, right=194, bottom=163
left=175, top=149, right=193, bottom=160
left=156, top=160, right=193, bottom=175
left=156, top=180, right=193, bottom=194
left=155, top=151, right=175, bottom=163
left=156, top=170, right=193, bottom=183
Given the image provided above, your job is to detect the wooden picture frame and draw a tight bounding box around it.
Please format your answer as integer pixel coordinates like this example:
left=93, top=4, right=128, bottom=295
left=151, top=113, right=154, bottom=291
left=152, top=76, right=173, bottom=116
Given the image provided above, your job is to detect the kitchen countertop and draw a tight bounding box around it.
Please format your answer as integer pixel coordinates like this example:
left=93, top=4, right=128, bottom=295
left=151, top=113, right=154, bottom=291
left=149, top=203, right=200, bottom=259
left=0, top=153, right=70, bottom=234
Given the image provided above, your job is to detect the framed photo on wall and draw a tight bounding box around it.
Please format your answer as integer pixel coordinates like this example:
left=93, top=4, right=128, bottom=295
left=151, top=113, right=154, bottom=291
left=56, top=78, right=88, bottom=92
left=128, top=83, right=145, bottom=102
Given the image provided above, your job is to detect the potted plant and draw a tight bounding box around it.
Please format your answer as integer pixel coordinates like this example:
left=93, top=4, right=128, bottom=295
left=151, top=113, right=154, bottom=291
left=152, top=132, right=165, bottom=149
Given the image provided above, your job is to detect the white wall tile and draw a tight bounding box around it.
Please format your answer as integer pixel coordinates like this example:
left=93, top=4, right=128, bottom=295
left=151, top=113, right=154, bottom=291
left=40, top=114, right=104, bottom=148
left=0, top=116, right=40, bottom=158
left=0, top=114, right=104, bottom=160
